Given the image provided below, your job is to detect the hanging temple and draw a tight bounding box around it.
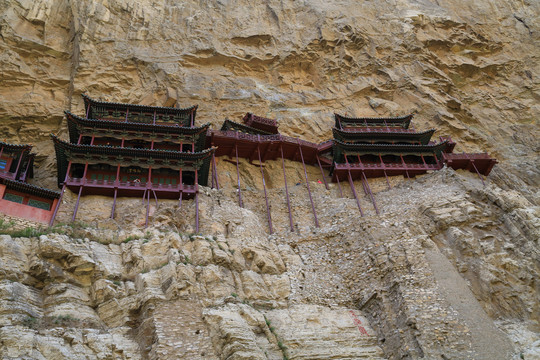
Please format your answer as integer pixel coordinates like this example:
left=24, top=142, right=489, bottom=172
left=0, top=94, right=497, bottom=233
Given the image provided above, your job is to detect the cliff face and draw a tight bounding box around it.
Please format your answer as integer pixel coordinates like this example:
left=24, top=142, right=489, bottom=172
left=0, top=0, right=539, bottom=359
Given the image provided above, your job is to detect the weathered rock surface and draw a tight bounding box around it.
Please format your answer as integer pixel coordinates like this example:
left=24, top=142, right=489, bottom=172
left=0, top=0, right=539, bottom=359
left=0, top=169, right=539, bottom=359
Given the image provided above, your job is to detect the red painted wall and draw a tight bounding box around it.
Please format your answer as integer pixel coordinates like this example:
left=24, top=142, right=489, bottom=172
left=0, top=184, right=58, bottom=224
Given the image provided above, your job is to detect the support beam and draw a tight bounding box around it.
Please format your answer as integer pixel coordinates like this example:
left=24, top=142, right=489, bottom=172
left=86, top=102, right=91, bottom=119
left=316, top=155, right=329, bottom=190
left=400, top=154, right=410, bottom=179
left=257, top=141, right=273, bottom=234
left=347, top=169, right=363, bottom=217
left=195, top=169, right=199, bottom=233
left=280, top=144, right=294, bottom=232
left=379, top=154, right=391, bottom=189
left=335, top=172, right=343, bottom=197
left=152, top=189, right=158, bottom=208
left=178, top=190, right=183, bottom=208
left=72, top=185, right=83, bottom=221
left=111, top=188, right=118, bottom=219
left=470, top=160, right=486, bottom=186
left=362, top=172, right=379, bottom=215
left=213, top=154, right=220, bottom=190
left=125, top=107, right=129, bottom=122
left=234, top=142, right=243, bottom=208
left=357, top=155, right=368, bottom=195
left=14, top=152, right=24, bottom=180
left=144, top=188, right=151, bottom=228
left=298, top=140, right=319, bottom=228
left=49, top=161, right=72, bottom=227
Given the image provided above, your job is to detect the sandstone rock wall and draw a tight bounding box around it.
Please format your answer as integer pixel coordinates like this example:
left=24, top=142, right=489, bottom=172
left=0, top=0, right=539, bottom=359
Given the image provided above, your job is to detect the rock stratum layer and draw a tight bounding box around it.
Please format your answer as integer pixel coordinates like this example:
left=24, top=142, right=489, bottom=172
left=0, top=0, right=539, bottom=359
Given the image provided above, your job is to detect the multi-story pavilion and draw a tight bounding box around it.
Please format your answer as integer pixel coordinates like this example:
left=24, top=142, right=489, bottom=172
left=50, top=95, right=215, bottom=230
left=0, top=141, right=60, bottom=224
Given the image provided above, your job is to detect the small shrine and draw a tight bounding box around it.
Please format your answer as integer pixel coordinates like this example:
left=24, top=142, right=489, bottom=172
left=50, top=94, right=216, bottom=230
left=0, top=141, right=60, bottom=224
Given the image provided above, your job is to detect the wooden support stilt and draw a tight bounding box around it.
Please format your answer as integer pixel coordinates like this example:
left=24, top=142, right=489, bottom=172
left=347, top=169, right=363, bottom=217
left=152, top=189, right=158, bottom=208
left=362, top=172, right=379, bottom=215
left=178, top=191, right=183, bottom=208
left=195, top=168, right=200, bottom=232
left=298, top=140, right=319, bottom=227
left=379, top=154, right=391, bottom=189
left=234, top=141, right=243, bottom=208
left=316, top=155, right=329, bottom=190
left=257, top=140, right=273, bottom=234
left=111, top=188, right=118, bottom=219
left=400, top=154, right=410, bottom=179
left=357, top=155, right=368, bottom=194
left=280, top=144, right=294, bottom=232
left=49, top=183, right=65, bottom=227
left=470, top=160, right=486, bottom=186
left=72, top=185, right=83, bottom=221
left=195, top=191, right=199, bottom=233
left=212, top=153, right=220, bottom=189
left=124, top=107, right=129, bottom=122
left=49, top=162, right=72, bottom=227
left=336, top=172, right=344, bottom=197
left=144, top=189, right=151, bottom=228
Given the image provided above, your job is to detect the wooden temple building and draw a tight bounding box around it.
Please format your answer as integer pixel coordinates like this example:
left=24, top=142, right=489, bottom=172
left=50, top=94, right=216, bottom=230
left=0, top=141, right=60, bottom=224
left=1, top=92, right=497, bottom=231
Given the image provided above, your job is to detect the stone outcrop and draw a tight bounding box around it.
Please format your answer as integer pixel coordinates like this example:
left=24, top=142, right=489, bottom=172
left=0, top=169, right=538, bottom=359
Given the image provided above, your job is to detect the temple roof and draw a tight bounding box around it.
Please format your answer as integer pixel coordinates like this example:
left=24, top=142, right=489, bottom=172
left=65, top=111, right=210, bottom=150
left=332, top=139, right=449, bottom=162
left=0, top=141, right=33, bottom=153
left=242, top=113, right=279, bottom=134
left=51, top=134, right=215, bottom=187
left=334, top=113, right=413, bottom=129
left=0, top=178, right=60, bottom=200
left=332, top=128, right=435, bottom=145
left=220, top=119, right=274, bottom=136
left=82, top=94, right=197, bottom=123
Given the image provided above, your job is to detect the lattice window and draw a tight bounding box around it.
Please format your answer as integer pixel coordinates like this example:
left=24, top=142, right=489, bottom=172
left=28, top=199, right=51, bottom=210
left=3, top=192, right=24, bottom=204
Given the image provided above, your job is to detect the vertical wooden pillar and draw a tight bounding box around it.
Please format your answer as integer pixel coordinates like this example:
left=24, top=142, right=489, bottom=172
left=212, top=151, right=220, bottom=190
left=14, top=152, right=24, bottom=180
left=125, top=107, right=129, bottom=122
left=195, top=169, right=199, bottom=233
left=297, top=140, right=319, bottom=228
left=144, top=189, right=151, bottom=228
left=280, top=144, right=294, bottom=231
left=85, top=102, right=91, bottom=119
left=400, top=154, right=410, bottom=179
left=379, top=154, right=391, bottom=189
left=234, top=140, right=243, bottom=208
left=153, top=110, right=156, bottom=125
left=257, top=139, right=273, bottom=234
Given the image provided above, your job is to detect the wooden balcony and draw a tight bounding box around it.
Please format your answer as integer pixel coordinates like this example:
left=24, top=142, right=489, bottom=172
left=332, top=161, right=442, bottom=180
left=65, top=177, right=198, bottom=199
